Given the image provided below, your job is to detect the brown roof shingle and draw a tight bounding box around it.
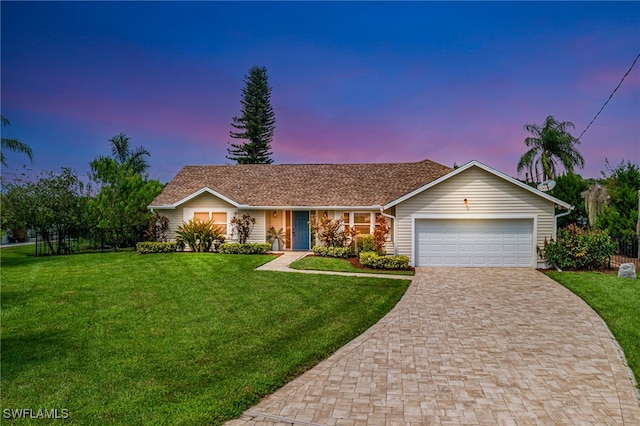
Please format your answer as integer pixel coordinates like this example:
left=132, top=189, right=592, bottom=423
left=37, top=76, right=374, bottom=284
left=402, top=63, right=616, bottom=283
left=150, top=159, right=453, bottom=208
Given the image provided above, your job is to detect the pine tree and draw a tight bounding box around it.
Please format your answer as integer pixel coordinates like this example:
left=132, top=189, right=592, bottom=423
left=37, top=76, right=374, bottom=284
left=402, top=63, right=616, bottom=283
left=227, top=66, right=276, bottom=164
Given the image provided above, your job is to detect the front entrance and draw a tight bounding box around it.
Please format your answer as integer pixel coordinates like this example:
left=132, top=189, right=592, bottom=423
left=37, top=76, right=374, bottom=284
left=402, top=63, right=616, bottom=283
left=292, top=211, right=310, bottom=250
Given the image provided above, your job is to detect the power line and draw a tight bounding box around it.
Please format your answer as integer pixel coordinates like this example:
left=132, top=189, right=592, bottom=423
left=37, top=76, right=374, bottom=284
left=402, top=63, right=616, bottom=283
left=575, top=52, right=640, bottom=144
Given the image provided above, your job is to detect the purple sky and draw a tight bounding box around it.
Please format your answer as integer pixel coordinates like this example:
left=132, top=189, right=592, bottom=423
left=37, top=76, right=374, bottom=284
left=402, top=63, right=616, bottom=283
left=2, top=1, right=639, bottom=183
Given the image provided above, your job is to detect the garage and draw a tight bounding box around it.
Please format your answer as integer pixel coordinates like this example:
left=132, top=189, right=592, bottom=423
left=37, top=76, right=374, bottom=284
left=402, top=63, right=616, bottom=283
left=415, top=218, right=534, bottom=267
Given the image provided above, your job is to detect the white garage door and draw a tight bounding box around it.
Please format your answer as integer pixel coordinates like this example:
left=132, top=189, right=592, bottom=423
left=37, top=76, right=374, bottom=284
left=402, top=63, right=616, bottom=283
left=415, top=219, right=534, bottom=267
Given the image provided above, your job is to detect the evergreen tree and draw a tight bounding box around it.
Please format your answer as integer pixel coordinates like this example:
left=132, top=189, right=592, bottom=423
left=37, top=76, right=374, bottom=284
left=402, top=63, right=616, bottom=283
left=227, top=66, right=276, bottom=164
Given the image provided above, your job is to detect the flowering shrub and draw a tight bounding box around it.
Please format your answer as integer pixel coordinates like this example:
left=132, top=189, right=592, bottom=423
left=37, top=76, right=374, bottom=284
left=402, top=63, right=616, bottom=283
left=314, top=216, right=349, bottom=248
left=359, top=251, right=409, bottom=270
left=540, top=224, right=616, bottom=270
left=218, top=242, right=271, bottom=254
left=373, top=215, right=391, bottom=254
left=144, top=212, right=170, bottom=242
left=230, top=213, right=256, bottom=244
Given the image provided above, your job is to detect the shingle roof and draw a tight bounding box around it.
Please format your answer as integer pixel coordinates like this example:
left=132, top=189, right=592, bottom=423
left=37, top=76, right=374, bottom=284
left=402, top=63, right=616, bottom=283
left=150, top=159, right=453, bottom=208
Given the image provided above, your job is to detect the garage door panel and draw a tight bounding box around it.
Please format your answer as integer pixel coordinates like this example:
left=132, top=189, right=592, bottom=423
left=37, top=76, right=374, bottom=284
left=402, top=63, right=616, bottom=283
left=416, top=219, right=533, bottom=267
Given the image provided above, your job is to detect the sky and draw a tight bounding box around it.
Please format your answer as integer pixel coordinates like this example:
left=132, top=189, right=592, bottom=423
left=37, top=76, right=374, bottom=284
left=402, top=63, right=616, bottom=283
left=1, top=1, right=639, bottom=184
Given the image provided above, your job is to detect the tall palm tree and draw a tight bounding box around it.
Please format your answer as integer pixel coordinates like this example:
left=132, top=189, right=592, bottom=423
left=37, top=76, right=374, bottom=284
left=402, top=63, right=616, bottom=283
left=1, top=115, right=33, bottom=167
left=108, top=132, right=150, bottom=174
left=517, top=115, right=585, bottom=183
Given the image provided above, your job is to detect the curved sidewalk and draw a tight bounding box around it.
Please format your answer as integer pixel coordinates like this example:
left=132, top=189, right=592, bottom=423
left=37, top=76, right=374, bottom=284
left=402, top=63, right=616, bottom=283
left=228, top=267, right=640, bottom=425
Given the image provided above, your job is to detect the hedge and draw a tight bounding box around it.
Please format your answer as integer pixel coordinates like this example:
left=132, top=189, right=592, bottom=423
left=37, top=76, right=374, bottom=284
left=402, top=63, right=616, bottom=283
left=136, top=242, right=177, bottom=254
left=218, top=242, right=271, bottom=254
left=540, top=224, right=616, bottom=270
left=359, top=251, right=410, bottom=270
left=312, top=245, right=350, bottom=258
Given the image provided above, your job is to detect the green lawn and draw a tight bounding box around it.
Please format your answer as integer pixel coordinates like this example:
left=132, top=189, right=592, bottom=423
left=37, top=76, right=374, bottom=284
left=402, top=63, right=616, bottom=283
left=546, top=270, right=640, bottom=389
left=1, top=246, right=409, bottom=425
left=289, top=255, right=414, bottom=276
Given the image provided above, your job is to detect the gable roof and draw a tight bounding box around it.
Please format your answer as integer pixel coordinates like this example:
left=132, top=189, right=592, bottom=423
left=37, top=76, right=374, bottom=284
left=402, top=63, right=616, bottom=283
left=384, top=160, right=573, bottom=210
left=149, top=159, right=453, bottom=209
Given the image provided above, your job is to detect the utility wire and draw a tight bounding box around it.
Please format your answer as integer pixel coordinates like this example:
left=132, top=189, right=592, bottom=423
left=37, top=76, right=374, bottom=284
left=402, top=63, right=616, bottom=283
left=575, top=52, right=640, bottom=144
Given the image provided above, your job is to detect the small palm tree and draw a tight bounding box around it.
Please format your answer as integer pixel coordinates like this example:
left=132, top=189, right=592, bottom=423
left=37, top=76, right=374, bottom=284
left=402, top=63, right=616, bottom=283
left=517, top=115, right=585, bottom=183
left=108, top=133, right=150, bottom=174
left=1, top=115, right=33, bottom=167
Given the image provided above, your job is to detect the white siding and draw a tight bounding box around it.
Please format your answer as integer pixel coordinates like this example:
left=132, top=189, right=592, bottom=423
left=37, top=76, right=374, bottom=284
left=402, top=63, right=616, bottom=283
left=239, top=209, right=266, bottom=243
left=154, top=193, right=268, bottom=243
left=395, top=167, right=556, bottom=265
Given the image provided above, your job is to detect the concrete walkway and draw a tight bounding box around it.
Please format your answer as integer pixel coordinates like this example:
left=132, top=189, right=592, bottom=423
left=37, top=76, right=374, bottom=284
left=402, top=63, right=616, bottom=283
left=256, top=252, right=412, bottom=280
left=228, top=267, right=640, bottom=425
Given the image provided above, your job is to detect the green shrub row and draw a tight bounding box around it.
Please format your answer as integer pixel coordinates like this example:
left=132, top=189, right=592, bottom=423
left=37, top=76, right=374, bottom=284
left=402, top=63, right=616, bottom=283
left=136, top=242, right=177, bottom=254
left=312, top=245, right=350, bottom=258
left=540, top=224, right=617, bottom=270
left=218, top=242, right=271, bottom=254
left=359, top=251, right=410, bottom=270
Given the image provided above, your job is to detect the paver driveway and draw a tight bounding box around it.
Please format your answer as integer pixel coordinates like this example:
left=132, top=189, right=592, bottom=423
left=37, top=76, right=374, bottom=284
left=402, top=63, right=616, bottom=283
left=227, top=268, right=640, bottom=425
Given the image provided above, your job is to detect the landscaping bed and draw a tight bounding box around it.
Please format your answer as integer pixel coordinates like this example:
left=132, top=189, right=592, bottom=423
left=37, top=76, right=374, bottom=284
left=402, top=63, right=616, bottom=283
left=290, top=254, right=415, bottom=276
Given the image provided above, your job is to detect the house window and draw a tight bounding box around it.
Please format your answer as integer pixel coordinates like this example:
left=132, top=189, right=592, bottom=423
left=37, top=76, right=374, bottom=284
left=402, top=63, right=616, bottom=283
left=343, top=212, right=372, bottom=235
left=194, top=212, right=209, bottom=223
left=192, top=211, right=228, bottom=235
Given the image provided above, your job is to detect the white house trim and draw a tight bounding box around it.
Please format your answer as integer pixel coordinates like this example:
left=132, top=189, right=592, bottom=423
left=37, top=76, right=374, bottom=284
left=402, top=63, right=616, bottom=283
left=149, top=187, right=241, bottom=209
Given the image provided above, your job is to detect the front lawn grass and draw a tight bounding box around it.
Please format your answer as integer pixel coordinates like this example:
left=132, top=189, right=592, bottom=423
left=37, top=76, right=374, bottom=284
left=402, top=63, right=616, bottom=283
left=546, top=270, right=640, bottom=389
left=289, top=255, right=414, bottom=276
left=1, top=246, right=409, bottom=425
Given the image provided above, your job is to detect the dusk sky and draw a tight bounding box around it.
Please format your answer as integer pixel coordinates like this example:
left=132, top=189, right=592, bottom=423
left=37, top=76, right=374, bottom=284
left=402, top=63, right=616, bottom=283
left=1, top=1, right=639, bottom=184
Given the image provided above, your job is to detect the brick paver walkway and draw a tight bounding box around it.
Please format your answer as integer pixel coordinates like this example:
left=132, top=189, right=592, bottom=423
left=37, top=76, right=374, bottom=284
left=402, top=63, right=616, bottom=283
left=227, top=267, right=640, bottom=425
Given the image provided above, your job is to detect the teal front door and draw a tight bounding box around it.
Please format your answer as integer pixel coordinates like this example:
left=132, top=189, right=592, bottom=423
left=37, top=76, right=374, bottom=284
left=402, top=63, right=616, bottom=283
left=292, top=211, right=310, bottom=250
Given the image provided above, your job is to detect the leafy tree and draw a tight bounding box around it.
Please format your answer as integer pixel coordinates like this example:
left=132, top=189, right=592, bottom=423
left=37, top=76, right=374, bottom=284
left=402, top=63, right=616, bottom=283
left=517, top=115, right=585, bottom=183
left=227, top=66, right=276, bottom=164
left=89, top=135, right=161, bottom=248
left=88, top=166, right=163, bottom=249
left=548, top=172, right=590, bottom=228
left=2, top=168, right=87, bottom=254
left=1, top=115, right=33, bottom=167
left=596, top=159, right=640, bottom=237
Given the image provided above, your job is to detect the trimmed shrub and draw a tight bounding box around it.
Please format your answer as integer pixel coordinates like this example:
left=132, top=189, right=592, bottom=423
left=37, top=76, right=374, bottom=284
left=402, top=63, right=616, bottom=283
left=358, top=235, right=376, bottom=254
left=312, top=245, right=350, bottom=258
left=136, top=241, right=176, bottom=254
left=359, top=251, right=410, bottom=270
left=540, top=224, right=617, bottom=270
left=218, top=242, right=271, bottom=254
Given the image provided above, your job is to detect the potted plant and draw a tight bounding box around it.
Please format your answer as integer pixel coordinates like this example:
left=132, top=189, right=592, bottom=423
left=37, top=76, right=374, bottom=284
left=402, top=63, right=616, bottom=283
left=266, top=227, right=286, bottom=251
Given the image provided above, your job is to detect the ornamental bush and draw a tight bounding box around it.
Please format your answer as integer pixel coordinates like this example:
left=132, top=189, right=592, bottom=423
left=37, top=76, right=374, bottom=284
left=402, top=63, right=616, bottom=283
left=359, top=251, right=410, bottom=270
left=312, top=245, right=350, bottom=258
left=136, top=242, right=176, bottom=254
left=540, top=224, right=617, bottom=270
left=175, top=219, right=225, bottom=252
left=218, top=242, right=271, bottom=254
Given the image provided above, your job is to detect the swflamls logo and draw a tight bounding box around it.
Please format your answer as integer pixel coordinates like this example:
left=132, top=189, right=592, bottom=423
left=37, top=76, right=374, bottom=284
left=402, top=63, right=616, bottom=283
left=3, top=408, right=69, bottom=419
